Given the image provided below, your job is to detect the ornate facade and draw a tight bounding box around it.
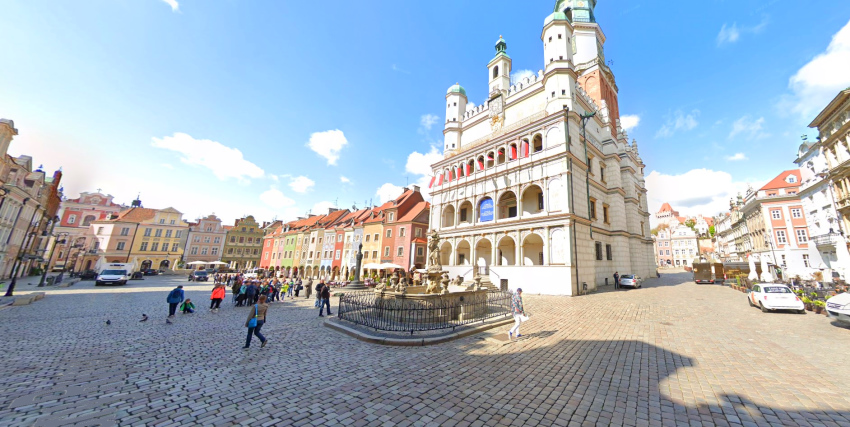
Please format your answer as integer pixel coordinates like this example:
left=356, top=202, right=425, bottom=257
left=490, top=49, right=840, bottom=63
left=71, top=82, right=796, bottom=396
left=428, top=1, right=654, bottom=295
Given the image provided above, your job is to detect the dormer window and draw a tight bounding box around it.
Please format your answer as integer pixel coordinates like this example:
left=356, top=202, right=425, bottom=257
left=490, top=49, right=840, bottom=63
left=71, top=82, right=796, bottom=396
left=786, top=175, right=797, bottom=183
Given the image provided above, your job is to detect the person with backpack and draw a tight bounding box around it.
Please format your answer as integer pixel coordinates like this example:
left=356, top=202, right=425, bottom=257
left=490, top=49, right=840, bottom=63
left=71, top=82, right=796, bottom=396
left=245, top=281, right=258, bottom=306
left=243, top=295, right=269, bottom=350
left=236, top=283, right=248, bottom=307
left=210, top=284, right=225, bottom=312
left=167, top=286, right=184, bottom=318
left=318, top=280, right=332, bottom=317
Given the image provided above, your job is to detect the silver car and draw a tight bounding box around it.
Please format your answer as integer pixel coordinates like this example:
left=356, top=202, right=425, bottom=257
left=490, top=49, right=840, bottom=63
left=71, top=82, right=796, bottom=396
left=619, top=274, right=641, bottom=288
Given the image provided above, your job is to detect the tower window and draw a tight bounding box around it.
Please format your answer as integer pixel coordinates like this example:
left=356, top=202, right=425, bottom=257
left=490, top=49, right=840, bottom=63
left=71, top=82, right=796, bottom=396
left=493, top=66, right=499, bottom=78
left=559, top=56, right=563, bottom=60
left=561, top=90, right=566, bottom=95
left=551, top=91, right=555, bottom=98
left=453, top=102, right=457, bottom=106
left=548, top=36, right=552, bottom=42
left=558, top=34, right=562, bottom=39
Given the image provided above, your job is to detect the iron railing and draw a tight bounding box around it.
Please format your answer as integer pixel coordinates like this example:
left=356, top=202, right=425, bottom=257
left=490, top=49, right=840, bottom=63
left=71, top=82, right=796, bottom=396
left=337, top=290, right=512, bottom=334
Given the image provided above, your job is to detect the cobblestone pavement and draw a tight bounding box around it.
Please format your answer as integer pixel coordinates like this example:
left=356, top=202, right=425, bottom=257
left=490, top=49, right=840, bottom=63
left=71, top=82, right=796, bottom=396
left=1, top=272, right=850, bottom=426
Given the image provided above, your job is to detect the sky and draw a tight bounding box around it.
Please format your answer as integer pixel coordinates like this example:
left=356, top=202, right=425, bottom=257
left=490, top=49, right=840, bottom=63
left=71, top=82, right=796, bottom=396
left=2, top=0, right=850, bottom=225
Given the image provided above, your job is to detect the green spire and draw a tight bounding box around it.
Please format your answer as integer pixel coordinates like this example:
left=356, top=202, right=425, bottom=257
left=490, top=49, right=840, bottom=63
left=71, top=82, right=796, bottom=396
left=495, top=35, right=507, bottom=55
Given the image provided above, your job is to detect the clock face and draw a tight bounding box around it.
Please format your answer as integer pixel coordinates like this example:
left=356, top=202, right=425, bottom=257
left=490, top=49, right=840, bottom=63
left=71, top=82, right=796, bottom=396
left=578, top=1, right=585, bottom=7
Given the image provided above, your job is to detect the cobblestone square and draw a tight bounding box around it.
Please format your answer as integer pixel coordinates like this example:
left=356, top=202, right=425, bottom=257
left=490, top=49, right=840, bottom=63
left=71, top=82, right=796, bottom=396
left=1, top=272, right=849, bottom=426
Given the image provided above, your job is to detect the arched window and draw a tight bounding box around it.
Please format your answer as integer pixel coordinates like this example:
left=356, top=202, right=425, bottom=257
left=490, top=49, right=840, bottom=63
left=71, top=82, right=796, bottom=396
left=533, top=134, right=543, bottom=153
left=486, top=152, right=495, bottom=168
left=497, top=148, right=506, bottom=164
left=477, top=156, right=485, bottom=171
left=510, top=144, right=518, bottom=160
left=497, top=192, right=518, bottom=219
left=493, top=66, right=499, bottom=79
left=521, top=139, right=530, bottom=158
left=467, top=160, right=475, bottom=175
left=82, top=215, right=97, bottom=227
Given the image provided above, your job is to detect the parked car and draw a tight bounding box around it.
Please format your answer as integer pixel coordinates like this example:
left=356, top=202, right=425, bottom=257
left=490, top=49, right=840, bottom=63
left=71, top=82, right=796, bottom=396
left=747, top=284, right=805, bottom=313
left=79, top=270, right=98, bottom=280
left=826, top=293, right=850, bottom=325
left=619, top=274, right=641, bottom=288
left=191, top=270, right=209, bottom=282
left=142, top=269, right=159, bottom=276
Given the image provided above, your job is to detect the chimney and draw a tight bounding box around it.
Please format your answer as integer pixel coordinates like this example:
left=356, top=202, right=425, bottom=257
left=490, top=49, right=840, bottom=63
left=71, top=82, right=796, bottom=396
left=412, top=185, right=420, bottom=193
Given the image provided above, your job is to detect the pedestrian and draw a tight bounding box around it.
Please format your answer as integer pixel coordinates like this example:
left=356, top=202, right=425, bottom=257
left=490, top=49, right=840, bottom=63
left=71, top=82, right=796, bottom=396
left=180, top=299, right=196, bottom=314
left=305, top=278, right=312, bottom=299
left=243, top=295, right=269, bottom=350
left=210, top=284, right=225, bottom=312
left=272, top=280, right=281, bottom=302
left=318, top=280, right=332, bottom=317
left=613, top=271, right=620, bottom=290
left=287, top=280, right=295, bottom=298
left=314, top=281, right=324, bottom=309
left=246, top=281, right=257, bottom=306
left=166, top=285, right=184, bottom=318
left=281, top=281, right=289, bottom=300
left=231, top=279, right=240, bottom=304
left=294, top=279, right=302, bottom=297
left=508, top=288, right=525, bottom=340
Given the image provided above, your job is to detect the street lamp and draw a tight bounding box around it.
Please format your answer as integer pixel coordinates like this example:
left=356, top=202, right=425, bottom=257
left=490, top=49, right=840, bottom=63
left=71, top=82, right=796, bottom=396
left=39, top=230, right=68, bottom=286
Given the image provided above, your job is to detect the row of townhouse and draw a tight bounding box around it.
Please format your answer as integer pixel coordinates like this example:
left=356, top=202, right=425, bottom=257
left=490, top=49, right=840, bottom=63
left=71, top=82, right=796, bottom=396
left=0, top=119, right=63, bottom=290
left=259, top=186, right=430, bottom=280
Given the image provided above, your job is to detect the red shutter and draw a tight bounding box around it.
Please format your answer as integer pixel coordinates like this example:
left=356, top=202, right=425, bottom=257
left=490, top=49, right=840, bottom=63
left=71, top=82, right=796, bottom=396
left=511, top=146, right=517, bottom=160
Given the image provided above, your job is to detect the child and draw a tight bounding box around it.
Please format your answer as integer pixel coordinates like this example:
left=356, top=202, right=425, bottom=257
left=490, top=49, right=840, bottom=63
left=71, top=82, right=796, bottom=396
left=180, top=299, right=196, bottom=314
left=282, top=282, right=290, bottom=299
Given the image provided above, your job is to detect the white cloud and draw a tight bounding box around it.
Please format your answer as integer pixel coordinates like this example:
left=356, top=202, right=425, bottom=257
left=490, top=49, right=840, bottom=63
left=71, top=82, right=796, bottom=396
left=151, top=132, right=264, bottom=183
left=466, top=101, right=476, bottom=112
left=655, top=110, right=700, bottom=138
left=726, top=153, right=748, bottom=161
left=620, top=114, right=640, bottom=131
left=160, top=163, right=174, bottom=170
left=784, top=19, right=850, bottom=119
left=312, top=201, right=336, bottom=215
left=646, top=169, right=756, bottom=221
left=391, top=64, right=410, bottom=74
left=307, top=129, right=348, bottom=166
left=420, top=114, right=439, bottom=131
left=161, top=0, right=179, bottom=12
left=406, top=145, right=442, bottom=176
left=376, top=183, right=404, bottom=204
left=511, top=69, right=536, bottom=85
left=288, top=175, right=315, bottom=193
left=340, top=176, right=351, bottom=184
left=716, top=17, right=768, bottom=46
left=729, top=116, right=769, bottom=140
left=259, top=186, right=296, bottom=209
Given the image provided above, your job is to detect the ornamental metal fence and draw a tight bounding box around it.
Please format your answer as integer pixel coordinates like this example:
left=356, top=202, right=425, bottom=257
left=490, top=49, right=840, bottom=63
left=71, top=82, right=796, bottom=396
left=337, top=290, right=513, bottom=334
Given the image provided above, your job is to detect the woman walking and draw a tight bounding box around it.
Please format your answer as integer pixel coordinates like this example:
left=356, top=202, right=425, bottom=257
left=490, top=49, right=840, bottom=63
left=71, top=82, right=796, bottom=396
left=210, top=284, right=225, bottom=312
left=243, top=295, right=269, bottom=350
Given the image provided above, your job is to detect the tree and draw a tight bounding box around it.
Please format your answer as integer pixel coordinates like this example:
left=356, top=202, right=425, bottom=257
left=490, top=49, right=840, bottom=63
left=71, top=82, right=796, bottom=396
left=684, top=219, right=696, bottom=232
left=708, top=225, right=716, bottom=238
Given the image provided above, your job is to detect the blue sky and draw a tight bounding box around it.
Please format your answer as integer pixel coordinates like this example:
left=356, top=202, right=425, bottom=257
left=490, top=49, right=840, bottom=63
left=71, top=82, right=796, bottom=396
left=2, top=0, right=850, bottom=223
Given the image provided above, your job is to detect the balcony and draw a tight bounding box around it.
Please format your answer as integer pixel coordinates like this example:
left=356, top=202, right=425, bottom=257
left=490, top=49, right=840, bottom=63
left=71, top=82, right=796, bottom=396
left=812, top=233, right=841, bottom=247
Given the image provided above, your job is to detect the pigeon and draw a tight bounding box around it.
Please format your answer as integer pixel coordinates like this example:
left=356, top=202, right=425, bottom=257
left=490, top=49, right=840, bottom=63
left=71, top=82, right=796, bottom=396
left=105, top=320, right=111, bottom=325
left=140, top=314, right=148, bottom=322
left=166, top=319, right=173, bottom=324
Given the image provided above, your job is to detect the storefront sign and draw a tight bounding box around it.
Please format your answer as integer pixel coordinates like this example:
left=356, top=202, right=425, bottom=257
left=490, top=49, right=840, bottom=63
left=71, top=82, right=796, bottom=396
left=479, top=199, right=494, bottom=222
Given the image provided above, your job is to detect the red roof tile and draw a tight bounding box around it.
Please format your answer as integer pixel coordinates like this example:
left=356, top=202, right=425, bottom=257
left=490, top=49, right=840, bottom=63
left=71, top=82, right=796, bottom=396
left=759, top=170, right=802, bottom=191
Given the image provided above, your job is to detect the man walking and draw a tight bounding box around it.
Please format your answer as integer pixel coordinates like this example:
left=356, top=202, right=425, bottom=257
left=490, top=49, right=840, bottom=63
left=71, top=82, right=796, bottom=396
left=613, top=271, right=620, bottom=290
left=167, top=285, right=184, bottom=318
left=318, top=280, right=332, bottom=317
left=508, top=288, right=525, bottom=340
left=305, top=278, right=312, bottom=299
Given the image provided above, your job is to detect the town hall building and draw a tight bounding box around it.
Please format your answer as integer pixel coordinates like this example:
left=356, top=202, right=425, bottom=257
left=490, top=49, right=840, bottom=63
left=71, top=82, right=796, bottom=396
left=428, top=0, right=655, bottom=295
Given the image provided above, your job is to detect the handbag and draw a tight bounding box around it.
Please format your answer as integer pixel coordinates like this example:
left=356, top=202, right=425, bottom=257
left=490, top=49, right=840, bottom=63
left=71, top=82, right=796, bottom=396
left=248, top=305, right=258, bottom=328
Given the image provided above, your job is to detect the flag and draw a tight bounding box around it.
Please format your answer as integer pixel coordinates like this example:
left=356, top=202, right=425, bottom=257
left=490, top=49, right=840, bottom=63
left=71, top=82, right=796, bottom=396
left=457, top=166, right=463, bottom=178
left=429, top=176, right=436, bottom=188
left=478, top=160, right=484, bottom=170
left=437, top=174, right=444, bottom=186
left=487, top=153, right=494, bottom=160
left=511, top=145, right=517, bottom=160
left=466, top=163, right=472, bottom=176
left=522, top=142, right=529, bottom=157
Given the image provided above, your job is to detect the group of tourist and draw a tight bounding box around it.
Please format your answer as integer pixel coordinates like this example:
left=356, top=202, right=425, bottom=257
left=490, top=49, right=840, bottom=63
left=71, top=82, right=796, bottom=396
left=164, top=273, right=337, bottom=349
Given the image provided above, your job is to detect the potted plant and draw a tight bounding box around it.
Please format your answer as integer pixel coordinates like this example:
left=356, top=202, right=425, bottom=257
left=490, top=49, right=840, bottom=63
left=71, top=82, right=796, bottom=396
left=802, top=296, right=813, bottom=311
left=814, top=300, right=825, bottom=314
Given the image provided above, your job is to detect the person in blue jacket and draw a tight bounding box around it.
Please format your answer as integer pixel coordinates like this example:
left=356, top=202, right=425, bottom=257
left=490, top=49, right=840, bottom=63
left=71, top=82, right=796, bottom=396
left=167, top=285, right=184, bottom=318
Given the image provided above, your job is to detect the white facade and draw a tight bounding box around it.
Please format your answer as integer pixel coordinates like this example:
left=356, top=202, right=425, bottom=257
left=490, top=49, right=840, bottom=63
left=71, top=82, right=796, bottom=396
left=428, top=1, right=654, bottom=296
left=670, top=225, right=698, bottom=267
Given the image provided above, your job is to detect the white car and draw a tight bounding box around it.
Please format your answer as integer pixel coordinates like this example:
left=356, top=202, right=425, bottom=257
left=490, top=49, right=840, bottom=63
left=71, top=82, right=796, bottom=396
left=95, top=268, right=130, bottom=286
left=826, top=293, right=850, bottom=325
left=619, top=275, right=641, bottom=288
left=747, top=284, right=805, bottom=313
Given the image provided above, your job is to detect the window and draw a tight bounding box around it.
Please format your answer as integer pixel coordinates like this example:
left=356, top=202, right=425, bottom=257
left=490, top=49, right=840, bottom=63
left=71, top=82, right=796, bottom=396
left=239, top=237, right=244, bottom=243
left=417, top=247, right=424, bottom=256
left=389, top=213, right=394, bottom=222
left=595, top=242, right=603, bottom=260
left=253, top=249, right=259, bottom=255
left=172, top=243, right=179, bottom=251
left=399, top=228, right=406, bottom=237
left=191, top=247, right=198, bottom=255
left=230, top=236, right=236, bottom=243
left=176, top=231, right=182, bottom=238
left=776, top=230, right=787, bottom=244
left=201, top=247, right=208, bottom=255
left=659, top=250, right=663, bottom=255
left=600, top=165, right=605, bottom=182
left=364, top=251, right=370, bottom=259
left=144, top=228, right=152, bottom=237
left=212, top=247, right=219, bottom=255
left=120, top=227, right=130, bottom=236
left=365, top=234, right=371, bottom=242
left=415, top=228, right=422, bottom=237
left=796, top=229, right=808, bottom=243
left=397, top=246, right=404, bottom=256
left=116, top=242, right=125, bottom=251
left=791, top=208, right=802, bottom=219
left=372, top=250, right=378, bottom=259
left=68, top=215, right=76, bottom=224
left=384, top=246, right=390, bottom=257
left=159, top=219, right=165, bottom=224
left=309, top=251, right=313, bottom=259
left=140, top=242, right=148, bottom=251
left=386, top=229, right=392, bottom=238
left=374, top=233, right=379, bottom=241
left=97, top=227, right=104, bottom=235
left=170, top=220, right=175, bottom=225
left=803, top=254, right=811, bottom=268
left=664, top=241, right=669, bottom=247
left=666, top=250, right=670, bottom=255
left=203, top=236, right=210, bottom=243
left=166, top=230, right=173, bottom=238
left=247, top=237, right=253, bottom=244
left=154, top=229, right=162, bottom=237
left=151, top=242, right=159, bottom=252
left=589, top=198, right=597, bottom=220
left=338, top=234, right=343, bottom=242
left=606, top=244, right=612, bottom=261
left=786, top=175, right=797, bottom=183
left=603, top=205, right=609, bottom=224
left=335, top=250, right=341, bottom=259
left=194, top=236, right=201, bottom=243
left=228, top=248, right=234, bottom=255
left=318, top=237, right=322, bottom=244
left=771, top=210, right=781, bottom=220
